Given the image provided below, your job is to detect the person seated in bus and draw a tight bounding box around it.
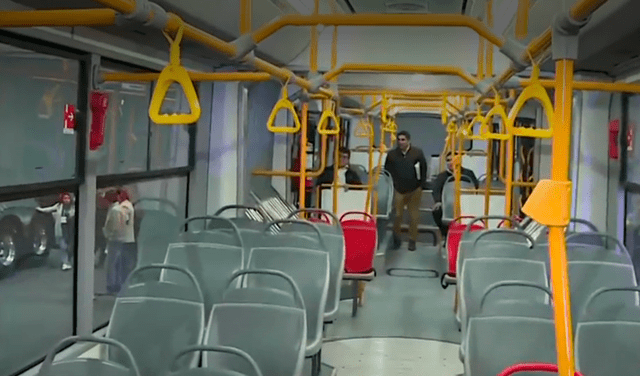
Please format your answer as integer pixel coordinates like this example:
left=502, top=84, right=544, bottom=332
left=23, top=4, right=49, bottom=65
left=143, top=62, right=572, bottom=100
left=431, top=153, right=480, bottom=239
left=315, top=147, right=363, bottom=187
left=384, top=130, right=428, bottom=251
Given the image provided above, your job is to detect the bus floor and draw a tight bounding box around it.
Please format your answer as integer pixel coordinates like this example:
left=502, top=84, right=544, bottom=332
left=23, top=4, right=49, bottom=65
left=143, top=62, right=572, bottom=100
left=321, top=240, right=462, bottom=376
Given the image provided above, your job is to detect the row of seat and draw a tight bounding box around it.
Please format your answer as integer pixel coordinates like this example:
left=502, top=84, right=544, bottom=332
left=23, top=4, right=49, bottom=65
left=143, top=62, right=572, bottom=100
left=40, top=203, right=377, bottom=376
left=452, top=215, right=640, bottom=376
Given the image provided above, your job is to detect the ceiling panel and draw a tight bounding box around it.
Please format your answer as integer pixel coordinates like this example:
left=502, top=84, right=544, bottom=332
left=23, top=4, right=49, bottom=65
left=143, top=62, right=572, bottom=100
left=344, top=0, right=465, bottom=13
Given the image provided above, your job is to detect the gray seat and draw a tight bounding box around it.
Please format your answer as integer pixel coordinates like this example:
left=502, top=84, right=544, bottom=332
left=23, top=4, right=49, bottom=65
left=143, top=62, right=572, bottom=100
left=205, top=303, right=306, bottom=376
left=441, top=177, right=475, bottom=222
left=459, top=258, right=548, bottom=345
left=565, top=232, right=632, bottom=264
left=213, top=205, right=267, bottom=232
left=285, top=210, right=346, bottom=323
left=458, top=229, right=538, bottom=280
left=575, top=287, right=640, bottom=376
left=222, top=269, right=305, bottom=309
left=568, top=260, right=638, bottom=332
left=464, top=315, right=556, bottom=376
left=38, top=336, right=140, bottom=376
left=179, top=217, right=244, bottom=248
left=247, top=247, right=329, bottom=358
left=371, top=167, right=394, bottom=218
left=135, top=209, right=180, bottom=270
left=164, top=242, right=244, bottom=316
left=168, top=346, right=263, bottom=376
left=107, top=265, right=205, bottom=376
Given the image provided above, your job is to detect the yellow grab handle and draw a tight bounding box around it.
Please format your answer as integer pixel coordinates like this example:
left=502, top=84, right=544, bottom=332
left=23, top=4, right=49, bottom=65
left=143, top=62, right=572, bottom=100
left=266, top=97, right=302, bottom=133
left=148, top=64, right=202, bottom=125
left=481, top=103, right=511, bottom=140
left=354, top=119, right=371, bottom=138
left=507, top=67, right=554, bottom=139
left=464, top=114, right=486, bottom=140
left=317, top=101, right=340, bottom=135
left=149, top=22, right=201, bottom=125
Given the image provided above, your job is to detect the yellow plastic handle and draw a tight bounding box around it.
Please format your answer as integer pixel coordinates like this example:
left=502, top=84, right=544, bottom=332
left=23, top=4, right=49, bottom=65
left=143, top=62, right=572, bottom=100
left=507, top=76, right=554, bottom=139
left=318, top=102, right=340, bottom=135
left=480, top=104, right=511, bottom=140
left=354, top=120, right=371, bottom=138
left=463, top=114, right=486, bottom=140
left=266, top=97, right=302, bottom=133
left=148, top=64, right=202, bottom=125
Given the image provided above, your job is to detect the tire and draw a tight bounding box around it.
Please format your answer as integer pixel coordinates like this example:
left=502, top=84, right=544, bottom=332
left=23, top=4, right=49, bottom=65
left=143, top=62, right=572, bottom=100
left=31, top=222, right=50, bottom=257
left=0, top=226, right=17, bottom=277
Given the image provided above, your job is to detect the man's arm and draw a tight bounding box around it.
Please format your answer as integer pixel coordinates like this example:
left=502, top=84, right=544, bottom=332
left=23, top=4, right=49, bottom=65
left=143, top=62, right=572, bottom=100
left=464, top=168, right=480, bottom=189
left=346, top=169, right=362, bottom=185
left=315, top=166, right=333, bottom=186
left=383, top=152, right=392, bottom=175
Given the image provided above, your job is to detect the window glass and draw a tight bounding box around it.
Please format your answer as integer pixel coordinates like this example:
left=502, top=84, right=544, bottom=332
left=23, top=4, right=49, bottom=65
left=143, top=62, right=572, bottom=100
left=0, top=44, right=78, bottom=187
left=93, top=176, right=187, bottom=328
left=96, top=80, right=151, bottom=175
left=0, top=192, right=76, bottom=376
left=625, top=191, right=640, bottom=283
left=626, top=95, right=640, bottom=185
left=149, top=83, right=192, bottom=170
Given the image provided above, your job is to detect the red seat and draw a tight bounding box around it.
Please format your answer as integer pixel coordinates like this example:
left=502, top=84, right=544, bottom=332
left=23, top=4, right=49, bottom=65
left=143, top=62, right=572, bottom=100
left=446, top=216, right=484, bottom=277
left=340, top=211, right=377, bottom=274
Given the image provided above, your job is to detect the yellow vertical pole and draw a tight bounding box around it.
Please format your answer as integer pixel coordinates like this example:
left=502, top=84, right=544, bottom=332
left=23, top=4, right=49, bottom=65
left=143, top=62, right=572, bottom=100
left=299, top=102, right=309, bottom=210
left=240, top=0, right=251, bottom=34
left=310, top=0, right=319, bottom=73
left=486, top=0, right=494, bottom=77
left=332, top=106, right=340, bottom=213
left=504, top=133, right=515, bottom=220
left=454, top=125, right=464, bottom=219
left=516, top=0, right=529, bottom=40
left=549, top=58, right=576, bottom=376
left=484, top=134, right=493, bottom=217
left=477, top=35, right=485, bottom=80
left=330, top=12, right=340, bottom=214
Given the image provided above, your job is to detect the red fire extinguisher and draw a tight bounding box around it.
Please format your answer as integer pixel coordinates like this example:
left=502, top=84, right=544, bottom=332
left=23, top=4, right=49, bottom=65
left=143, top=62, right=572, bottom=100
left=89, top=91, right=109, bottom=151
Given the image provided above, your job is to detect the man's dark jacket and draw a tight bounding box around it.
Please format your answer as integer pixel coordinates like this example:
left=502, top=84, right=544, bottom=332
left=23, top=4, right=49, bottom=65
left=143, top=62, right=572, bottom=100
left=431, top=168, right=479, bottom=203
left=384, top=146, right=427, bottom=194
left=315, top=165, right=361, bottom=186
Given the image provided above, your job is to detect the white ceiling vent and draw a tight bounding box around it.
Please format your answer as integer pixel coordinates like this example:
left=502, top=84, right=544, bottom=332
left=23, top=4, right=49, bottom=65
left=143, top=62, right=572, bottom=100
left=384, top=0, right=428, bottom=12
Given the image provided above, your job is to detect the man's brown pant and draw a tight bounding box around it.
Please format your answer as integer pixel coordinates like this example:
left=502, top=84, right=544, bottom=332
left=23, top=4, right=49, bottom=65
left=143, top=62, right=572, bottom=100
left=392, top=188, right=422, bottom=241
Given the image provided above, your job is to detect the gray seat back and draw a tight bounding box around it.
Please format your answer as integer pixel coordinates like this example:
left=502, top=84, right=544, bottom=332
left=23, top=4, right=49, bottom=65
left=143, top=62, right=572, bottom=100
left=213, top=205, right=266, bottom=232
left=576, top=287, right=640, bottom=376
left=222, top=269, right=305, bottom=310
left=441, top=177, right=475, bottom=221
left=107, top=265, right=205, bottom=376
left=460, top=258, right=548, bottom=339
left=38, top=336, right=140, bottom=376
left=168, top=346, right=263, bottom=376
left=371, top=167, right=394, bottom=218
left=568, top=261, right=638, bottom=331
left=465, top=316, right=557, bottom=376
left=179, top=217, right=244, bottom=248
left=164, top=243, right=244, bottom=316
left=247, top=247, right=329, bottom=357
left=136, top=210, right=180, bottom=270
left=205, top=303, right=306, bottom=376
left=565, top=232, right=632, bottom=263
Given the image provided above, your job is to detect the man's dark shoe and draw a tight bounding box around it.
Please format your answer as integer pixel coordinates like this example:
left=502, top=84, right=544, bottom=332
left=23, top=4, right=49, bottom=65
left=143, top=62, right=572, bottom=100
left=408, top=240, right=416, bottom=251
left=392, top=234, right=402, bottom=250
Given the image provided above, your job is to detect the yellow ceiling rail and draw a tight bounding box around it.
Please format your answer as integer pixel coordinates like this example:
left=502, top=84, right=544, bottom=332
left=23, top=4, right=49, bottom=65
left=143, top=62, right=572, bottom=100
left=529, top=79, right=640, bottom=94
left=507, top=65, right=554, bottom=138
left=266, top=80, right=301, bottom=133
left=0, top=9, right=118, bottom=27
left=148, top=21, right=201, bottom=125
left=251, top=14, right=506, bottom=48
left=340, top=89, right=475, bottom=97
left=324, top=63, right=480, bottom=87
left=92, top=0, right=335, bottom=99
left=240, top=0, right=251, bottom=34
left=317, top=100, right=340, bottom=135
left=102, top=71, right=272, bottom=82
left=485, top=0, right=494, bottom=77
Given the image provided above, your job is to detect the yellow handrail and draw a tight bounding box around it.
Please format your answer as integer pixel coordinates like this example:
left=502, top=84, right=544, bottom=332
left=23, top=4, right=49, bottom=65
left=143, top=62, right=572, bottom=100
left=507, top=65, right=554, bottom=138
left=148, top=21, right=202, bottom=125
left=480, top=93, right=511, bottom=140
left=266, top=80, right=302, bottom=133
left=317, top=100, right=340, bottom=135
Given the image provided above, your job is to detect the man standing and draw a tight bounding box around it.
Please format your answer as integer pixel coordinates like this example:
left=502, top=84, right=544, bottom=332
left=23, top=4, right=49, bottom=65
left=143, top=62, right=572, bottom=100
left=384, top=131, right=427, bottom=251
left=431, top=153, right=479, bottom=239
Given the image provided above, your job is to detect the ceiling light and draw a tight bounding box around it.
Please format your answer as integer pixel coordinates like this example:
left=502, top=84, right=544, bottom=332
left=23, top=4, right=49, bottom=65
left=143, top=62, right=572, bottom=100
left=385, top=0, right=428, bottom=12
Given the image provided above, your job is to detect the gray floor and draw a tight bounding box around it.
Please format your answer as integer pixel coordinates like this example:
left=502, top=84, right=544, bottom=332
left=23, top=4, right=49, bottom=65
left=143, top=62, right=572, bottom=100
left=324, top=241, right=459, bottom=344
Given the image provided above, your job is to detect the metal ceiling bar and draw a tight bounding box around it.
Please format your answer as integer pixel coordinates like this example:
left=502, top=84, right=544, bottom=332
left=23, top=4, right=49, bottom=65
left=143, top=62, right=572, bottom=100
left=251, top=14, right=506, bottom=48
left=101, top=71, right=272, bottom=82
left=323, top=63, right=480, bottom=87
left=0, top=9, right=118, bottom=27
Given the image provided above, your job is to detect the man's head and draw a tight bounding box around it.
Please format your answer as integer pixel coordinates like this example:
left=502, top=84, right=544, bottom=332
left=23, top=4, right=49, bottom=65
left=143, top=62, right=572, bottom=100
left=397, top=130, right=411, bottom=151
left=60, top=193, right=72, bottom=205
left=446, top=153, right=453, bottom=171
left=338, top=147, right=351, bottom=168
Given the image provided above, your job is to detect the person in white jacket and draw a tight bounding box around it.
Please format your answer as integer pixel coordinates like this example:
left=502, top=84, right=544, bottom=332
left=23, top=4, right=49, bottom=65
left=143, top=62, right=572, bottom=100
left=103, top=188, right=137, bottom=294
left=37, top=193, right=75, bottom=270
